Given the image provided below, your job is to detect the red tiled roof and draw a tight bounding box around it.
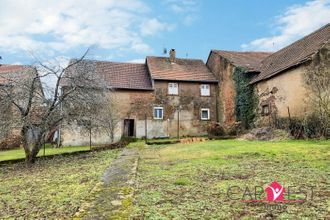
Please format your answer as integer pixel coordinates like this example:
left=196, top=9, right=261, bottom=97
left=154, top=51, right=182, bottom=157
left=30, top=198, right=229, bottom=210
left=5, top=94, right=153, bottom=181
left=146, top=56, right=218, bottom=83
left=96, top=61, right=152, bottom=90
left=211, top=50, right=271, bottom=72
left=63, top=60, right=153, bottom=90
left=251, top=23, right=330, bottom=84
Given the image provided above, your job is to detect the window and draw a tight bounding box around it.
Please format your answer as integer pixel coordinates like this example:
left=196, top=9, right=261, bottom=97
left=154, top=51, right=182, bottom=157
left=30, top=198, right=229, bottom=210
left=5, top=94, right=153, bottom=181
left=154, top=107, right=164, bottom=119
left=168, top=82, right=178, bottom=95
left=200, top=84, right=210, bottom=96
left=261, top=105, right=270, bottom=116
left=201, top=108, right=210, bottom=120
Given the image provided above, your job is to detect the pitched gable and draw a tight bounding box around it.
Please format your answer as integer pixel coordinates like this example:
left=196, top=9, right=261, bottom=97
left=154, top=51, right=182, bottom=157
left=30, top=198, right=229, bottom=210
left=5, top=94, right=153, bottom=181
left=210, top=50, right=271, bottom=72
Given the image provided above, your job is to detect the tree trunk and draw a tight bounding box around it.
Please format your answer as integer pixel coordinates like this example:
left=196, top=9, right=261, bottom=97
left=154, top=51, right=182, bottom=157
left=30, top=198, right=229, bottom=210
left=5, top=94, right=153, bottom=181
left=21, top=126, right=43, bottom=164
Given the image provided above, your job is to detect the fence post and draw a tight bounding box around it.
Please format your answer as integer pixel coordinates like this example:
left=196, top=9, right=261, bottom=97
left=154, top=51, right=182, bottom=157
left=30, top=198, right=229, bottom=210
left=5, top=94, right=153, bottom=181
left=145, top=114, right=147, bottom=144
left=177, top=106, right=180, bottom=140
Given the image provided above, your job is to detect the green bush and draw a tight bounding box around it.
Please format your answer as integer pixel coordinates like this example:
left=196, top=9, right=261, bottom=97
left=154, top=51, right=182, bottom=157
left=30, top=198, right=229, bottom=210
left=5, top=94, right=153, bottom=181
left=304, top=113, right=329, bottom=139
left=277, top=114, right=329, bottom=139
left=233, top=67, right=257, bottom=129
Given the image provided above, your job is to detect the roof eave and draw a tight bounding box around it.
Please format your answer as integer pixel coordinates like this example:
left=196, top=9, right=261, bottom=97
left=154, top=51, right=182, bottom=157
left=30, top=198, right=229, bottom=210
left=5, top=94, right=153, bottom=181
left=250, top=58, right=311, bottom=85
left=153, top=78, right=218, bottom=83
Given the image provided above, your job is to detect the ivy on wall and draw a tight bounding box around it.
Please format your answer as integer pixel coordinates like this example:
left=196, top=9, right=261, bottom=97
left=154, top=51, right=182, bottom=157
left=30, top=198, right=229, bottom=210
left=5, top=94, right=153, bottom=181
left=232, top=66, right=257, bottom=129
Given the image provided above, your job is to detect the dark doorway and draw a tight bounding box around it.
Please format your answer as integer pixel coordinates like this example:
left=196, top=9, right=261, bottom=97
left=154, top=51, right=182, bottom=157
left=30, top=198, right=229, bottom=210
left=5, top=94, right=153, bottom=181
left=124, top=119, right=135, bottom=137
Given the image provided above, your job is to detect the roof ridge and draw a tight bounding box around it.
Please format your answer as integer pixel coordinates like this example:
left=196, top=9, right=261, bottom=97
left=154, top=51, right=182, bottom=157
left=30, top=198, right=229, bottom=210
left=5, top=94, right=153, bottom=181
left=261, top=23, right=330, bottom=62
left=146, top=56, right=204, bottom=62
left=69, top=58, right=146, bottom=66
left=212, top=49, right=272, bottom=54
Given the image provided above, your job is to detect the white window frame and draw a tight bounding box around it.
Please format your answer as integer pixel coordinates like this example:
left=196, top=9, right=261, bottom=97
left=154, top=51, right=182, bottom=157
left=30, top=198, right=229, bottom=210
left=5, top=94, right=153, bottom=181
left=201, top=108, right=210, bottom=120
left=200, top=84, right=210, bottom=96
left=153, top=107, right=164, bottom=120
left=168, top=82, right=178, bottom=95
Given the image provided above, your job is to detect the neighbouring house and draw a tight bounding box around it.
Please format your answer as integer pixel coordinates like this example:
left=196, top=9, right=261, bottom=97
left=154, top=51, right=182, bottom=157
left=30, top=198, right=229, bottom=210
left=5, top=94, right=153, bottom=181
left=207, top=23, right=330, bottom=128
left=60, top=49, right=218, bottom=146
left=0, top=64, right=44, bottom=142
left=206, top=50, right=271, bottom=127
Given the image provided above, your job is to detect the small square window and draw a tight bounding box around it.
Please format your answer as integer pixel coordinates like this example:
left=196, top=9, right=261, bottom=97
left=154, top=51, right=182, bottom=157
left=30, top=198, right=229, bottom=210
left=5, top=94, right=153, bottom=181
left=261, top=105, right=270, bottom=116
left=168, top=82, right=178, bottom=95
left=201, top=108, right=210, bottom=120
left=200, top=84, right=210, bottom=96
left=154, top=107, right=164, bottom=119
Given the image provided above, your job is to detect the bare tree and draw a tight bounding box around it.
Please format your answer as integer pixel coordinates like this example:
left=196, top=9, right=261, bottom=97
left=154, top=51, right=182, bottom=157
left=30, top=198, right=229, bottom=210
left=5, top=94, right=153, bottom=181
left=98, top=95, right=121, bottom=143
left=304, top=45, right=330, bottom=137
left=0, top=50, right=107, bottom=163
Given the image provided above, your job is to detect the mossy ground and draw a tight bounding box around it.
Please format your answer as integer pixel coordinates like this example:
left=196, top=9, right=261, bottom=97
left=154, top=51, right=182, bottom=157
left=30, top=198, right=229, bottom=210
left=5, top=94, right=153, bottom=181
left=1, top=140, right=329, bottom=219
left=0, top=149, right=119, bottom=218
left=131, top=139, right=329, bottom=219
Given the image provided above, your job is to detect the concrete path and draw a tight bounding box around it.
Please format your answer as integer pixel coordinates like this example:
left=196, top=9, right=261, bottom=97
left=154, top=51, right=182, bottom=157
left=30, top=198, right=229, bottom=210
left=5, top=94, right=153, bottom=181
left=74, top=148, right=139, bottom=219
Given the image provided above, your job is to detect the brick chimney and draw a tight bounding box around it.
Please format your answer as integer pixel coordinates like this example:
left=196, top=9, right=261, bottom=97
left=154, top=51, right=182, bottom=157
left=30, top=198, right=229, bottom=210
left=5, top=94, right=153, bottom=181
left=169, top=49, right=176, bottom=63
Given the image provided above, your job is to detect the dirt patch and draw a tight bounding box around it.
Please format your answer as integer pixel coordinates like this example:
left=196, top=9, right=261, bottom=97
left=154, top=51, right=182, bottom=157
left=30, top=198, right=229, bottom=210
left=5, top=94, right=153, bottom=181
left=180, top=137, right=207, bottom=144
left=240, top=127, right=291, bottom=141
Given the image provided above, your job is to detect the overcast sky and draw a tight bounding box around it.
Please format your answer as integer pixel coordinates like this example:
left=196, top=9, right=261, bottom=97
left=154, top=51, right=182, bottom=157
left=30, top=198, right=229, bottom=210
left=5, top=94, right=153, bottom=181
left=1, top=0, right=330, bottom=66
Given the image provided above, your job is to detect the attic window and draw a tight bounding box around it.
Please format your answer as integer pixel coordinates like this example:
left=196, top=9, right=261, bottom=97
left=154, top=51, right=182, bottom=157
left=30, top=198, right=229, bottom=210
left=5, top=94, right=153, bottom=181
left=261, top=104, right=270, bottom=116
left=168, top=82, right=178, bottom=95
left=200, top=84, right=210, bottom=96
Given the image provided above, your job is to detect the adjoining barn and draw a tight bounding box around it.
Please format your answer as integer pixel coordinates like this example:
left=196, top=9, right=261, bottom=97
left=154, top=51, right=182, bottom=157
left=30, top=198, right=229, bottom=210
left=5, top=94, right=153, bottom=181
left=207, top=23, right=330, bottom=132
left=251, top=23, right=330, bottom=127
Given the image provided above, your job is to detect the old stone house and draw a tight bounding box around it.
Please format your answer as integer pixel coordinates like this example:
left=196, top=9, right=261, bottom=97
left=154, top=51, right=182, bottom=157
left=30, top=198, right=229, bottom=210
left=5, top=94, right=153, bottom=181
left=60, top=24, right=329, bottom=145
left=207, top=23, right=330, bottom=128
left=61, top=49, right=218, bottom=145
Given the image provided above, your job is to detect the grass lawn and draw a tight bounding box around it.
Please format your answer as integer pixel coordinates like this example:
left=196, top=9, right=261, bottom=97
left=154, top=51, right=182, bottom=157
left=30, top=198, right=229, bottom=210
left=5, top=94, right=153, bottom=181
left=131, top=139, right=330, bottom=219
left=0, top=145, right=91, bottom=162
left=0, top=149, right=119, bottom=218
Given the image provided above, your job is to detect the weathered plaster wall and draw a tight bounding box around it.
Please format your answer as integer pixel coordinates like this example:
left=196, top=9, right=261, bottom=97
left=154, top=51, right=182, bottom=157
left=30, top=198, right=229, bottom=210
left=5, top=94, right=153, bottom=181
left=62, top=90, right=153, bottom=146
left=255, top=65, right=309, bottom=125
left=207, top=52, right=236, bottom=126
left=150, top=81, right=217, bottom=137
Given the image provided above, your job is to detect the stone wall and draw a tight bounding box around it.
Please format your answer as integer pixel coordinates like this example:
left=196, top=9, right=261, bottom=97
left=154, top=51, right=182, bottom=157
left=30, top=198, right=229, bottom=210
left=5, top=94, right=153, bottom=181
left=152, top=81, right=217, bottom=137
left=207, top=52, right=236, bottom=126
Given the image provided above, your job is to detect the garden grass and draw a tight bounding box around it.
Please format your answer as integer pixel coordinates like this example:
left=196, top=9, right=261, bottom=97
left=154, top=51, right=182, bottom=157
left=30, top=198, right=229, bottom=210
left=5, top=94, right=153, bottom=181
left=0, top=149, right=119, bottom=218
left=0, top=145, right=91, bottom=162
left=132, top=139, right=330, bottom=219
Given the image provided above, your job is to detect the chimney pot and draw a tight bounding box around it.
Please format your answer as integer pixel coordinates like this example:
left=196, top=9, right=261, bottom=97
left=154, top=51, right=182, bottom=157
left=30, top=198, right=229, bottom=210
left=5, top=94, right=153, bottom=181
left=169, top=49, right=176, bottom=63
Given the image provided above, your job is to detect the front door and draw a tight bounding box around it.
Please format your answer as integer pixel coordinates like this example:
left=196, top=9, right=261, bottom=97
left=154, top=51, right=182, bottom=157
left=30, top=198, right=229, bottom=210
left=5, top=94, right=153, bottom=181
left=124, top=119, right=135, bottom=137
